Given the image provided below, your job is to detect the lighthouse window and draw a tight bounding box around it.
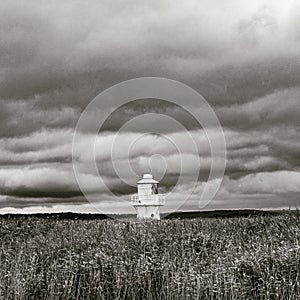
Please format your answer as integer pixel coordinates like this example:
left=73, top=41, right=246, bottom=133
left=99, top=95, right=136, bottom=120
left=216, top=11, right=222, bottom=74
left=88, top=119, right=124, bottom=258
left=151, top=214, right=154, bottom=218
left=152, top=184, right=158, bottom=194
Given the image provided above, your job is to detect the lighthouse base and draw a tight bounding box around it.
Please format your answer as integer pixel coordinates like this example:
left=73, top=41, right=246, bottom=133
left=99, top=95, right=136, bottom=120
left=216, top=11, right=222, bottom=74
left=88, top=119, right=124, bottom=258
left=133, top=205, right=161, bottom=220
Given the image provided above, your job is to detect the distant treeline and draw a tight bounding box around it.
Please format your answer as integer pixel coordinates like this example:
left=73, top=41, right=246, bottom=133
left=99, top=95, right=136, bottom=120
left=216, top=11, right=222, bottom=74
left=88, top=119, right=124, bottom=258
left=0, top=209, right=294, bottom=220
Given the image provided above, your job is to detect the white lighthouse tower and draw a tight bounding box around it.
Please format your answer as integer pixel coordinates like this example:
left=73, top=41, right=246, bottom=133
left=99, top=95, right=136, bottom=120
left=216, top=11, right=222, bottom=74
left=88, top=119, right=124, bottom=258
left=131, top=174, right=165, bottom=220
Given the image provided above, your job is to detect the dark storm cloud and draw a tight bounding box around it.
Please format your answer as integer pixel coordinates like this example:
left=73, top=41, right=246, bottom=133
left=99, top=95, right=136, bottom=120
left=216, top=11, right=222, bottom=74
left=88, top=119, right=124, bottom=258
left=0, top=127, right=297, bottom=184
left=0, top=129, right=73, bottom=164
left=100, top=99, right=200, bottom=133
left=0, top=167, right=82, bottom=199
left=99, top=86, right=300, bottom=134
left=0, top=195, right=88, bottom=209
left=1, top=0, right=299, bottom=105
left=0, top=100, right=80, bottom=137
left=0, top=163, right=138, bottom=201
left=0, top=0, right=299, bottom=211
left=216, top=88, right=300, bottom=130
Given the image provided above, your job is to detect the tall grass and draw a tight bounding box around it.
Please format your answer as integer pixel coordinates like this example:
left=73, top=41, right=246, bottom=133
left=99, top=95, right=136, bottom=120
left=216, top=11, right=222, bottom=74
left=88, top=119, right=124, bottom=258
left=0, top=213, right=299, bottom=299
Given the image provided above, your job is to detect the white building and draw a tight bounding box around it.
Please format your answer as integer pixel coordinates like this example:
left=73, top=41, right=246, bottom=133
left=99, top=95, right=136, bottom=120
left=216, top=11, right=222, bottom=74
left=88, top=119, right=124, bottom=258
left=131, top=174, right=165, bottom=220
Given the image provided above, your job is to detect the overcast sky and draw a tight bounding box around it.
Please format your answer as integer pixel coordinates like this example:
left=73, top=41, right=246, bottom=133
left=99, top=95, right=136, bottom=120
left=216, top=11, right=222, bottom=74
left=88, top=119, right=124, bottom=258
left=0, top=0, right=299, bottom=214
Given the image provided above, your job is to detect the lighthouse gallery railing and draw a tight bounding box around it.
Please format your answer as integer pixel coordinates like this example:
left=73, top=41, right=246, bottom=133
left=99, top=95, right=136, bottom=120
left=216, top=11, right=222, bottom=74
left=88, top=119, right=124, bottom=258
left=131, top=194, right=165, bottom=205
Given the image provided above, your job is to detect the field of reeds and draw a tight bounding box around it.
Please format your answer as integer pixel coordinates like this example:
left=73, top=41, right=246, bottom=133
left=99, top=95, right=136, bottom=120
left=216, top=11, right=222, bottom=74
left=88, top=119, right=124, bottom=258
left=0, top=213, right=299, bottom=299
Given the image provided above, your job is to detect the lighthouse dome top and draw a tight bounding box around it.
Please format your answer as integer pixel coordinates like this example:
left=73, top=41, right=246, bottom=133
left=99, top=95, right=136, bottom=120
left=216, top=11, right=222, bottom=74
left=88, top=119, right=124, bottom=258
left=137, top=173, right=159, bottom=184
left=143, top=174, right=152, bottom=179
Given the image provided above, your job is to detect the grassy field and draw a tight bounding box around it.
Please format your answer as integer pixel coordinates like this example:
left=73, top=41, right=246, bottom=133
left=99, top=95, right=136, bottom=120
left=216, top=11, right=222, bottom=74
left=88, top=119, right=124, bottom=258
left=0, top=213, right=299, bottom=299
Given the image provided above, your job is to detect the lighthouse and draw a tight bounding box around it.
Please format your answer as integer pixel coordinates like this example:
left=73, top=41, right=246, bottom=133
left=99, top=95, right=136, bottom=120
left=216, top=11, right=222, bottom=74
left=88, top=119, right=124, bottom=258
left=131, top=174, right=165, bottom=220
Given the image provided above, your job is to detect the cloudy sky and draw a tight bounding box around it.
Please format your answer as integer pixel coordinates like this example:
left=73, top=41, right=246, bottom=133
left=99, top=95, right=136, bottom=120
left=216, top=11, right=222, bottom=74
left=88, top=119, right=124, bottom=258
left=0, top=0, right=299, bottom=214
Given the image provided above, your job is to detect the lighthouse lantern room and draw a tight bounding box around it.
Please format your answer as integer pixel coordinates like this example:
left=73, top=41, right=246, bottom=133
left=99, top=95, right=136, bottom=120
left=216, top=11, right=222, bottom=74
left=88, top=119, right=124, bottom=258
left=131, top=174, right=165, bottom=220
